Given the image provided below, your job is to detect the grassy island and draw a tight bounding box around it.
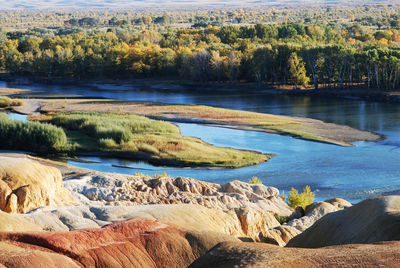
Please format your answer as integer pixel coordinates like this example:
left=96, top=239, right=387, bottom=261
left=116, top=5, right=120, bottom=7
left=40, top=99, right=381, bottom=146
left=0, top=88, right=382, bottom=167
left=20, top=111, right=271, bottom=168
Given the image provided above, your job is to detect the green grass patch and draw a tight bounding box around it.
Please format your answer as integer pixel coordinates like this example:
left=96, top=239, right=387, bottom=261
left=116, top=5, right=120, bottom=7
left=43, top=112, right=271, bottom=168
left=0, top=112, right=68, bottom=154
left=65, top=130, right=99, bottom=151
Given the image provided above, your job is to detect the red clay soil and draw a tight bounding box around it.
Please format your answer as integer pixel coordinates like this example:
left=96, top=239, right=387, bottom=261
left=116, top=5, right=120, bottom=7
left=2, top=217, right=400, bottom=268
left=0, top=218, right=234, bottom=268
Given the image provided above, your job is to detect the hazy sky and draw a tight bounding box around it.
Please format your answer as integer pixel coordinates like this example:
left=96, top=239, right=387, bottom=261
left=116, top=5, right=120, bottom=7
left=2, top=0, right=247, bottom=9
left=0, top=0, right=383, bottom=10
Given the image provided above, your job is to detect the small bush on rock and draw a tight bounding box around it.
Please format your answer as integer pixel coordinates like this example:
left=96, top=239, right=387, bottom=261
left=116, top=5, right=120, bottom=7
left=275, top=215, right=288, bottom=224
left=248, top=176, right=262, bottom=184
left=287, top=185, right=314, bottom=209
left=153, top=172, right=168, bottom=179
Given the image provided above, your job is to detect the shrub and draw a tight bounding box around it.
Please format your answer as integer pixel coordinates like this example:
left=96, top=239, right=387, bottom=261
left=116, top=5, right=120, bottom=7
left=0, top=113, right=68, bottom=154
left=49, top=112, right=178, bottom=145
left=134, top=173, right=151, bottom=179
left=287, top=185, right=315, bottom=209
left=275, top=215, right=288, bottom=224
left=153, top=172, right=168, bottom=179
left=98, top=138, right=118, bottom=149
left=137, top=143, right=159, bottom=154
left=0, top=97, right=25, bottom=108
left=248, top=176, right=262, bottom=184
left=280, top=190, right=285, bottom=201
left=287, top=188, right=301, bottom=208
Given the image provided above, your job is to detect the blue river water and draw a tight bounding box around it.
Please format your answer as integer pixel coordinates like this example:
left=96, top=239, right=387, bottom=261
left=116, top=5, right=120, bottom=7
left=6, top=112, right=28, bottom=122
left=2, top=80, right=400, bottom=202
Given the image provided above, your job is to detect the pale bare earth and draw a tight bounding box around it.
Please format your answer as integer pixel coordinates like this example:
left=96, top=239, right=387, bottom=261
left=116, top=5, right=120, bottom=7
left=0, top=88, right=31, bottom=95
left=12, top=99, right=42, bottom=115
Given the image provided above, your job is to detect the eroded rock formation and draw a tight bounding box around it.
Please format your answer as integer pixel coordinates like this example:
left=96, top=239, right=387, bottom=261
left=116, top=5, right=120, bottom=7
left=0, top=210, right=42, bottom=232
left=0, top=242, right=81, bottom=268
left=0, top=218, right=237, bottom=268
left=287, top=196, right=400, bottom=248
left=64, top=173, right=293, bottom=216
left=189, top=241, right=400, bottom=268
left=263, top=198, right=352, bottom=246
left=21, top=204, right=280, bottom=242
left=0, top=156, right=76, bottom=213
left=0, top=154, right=397, bottom=268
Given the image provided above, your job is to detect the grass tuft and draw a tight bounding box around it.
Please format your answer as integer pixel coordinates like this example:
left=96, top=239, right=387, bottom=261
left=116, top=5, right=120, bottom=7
left=0, top=97, right=25, bottom=108
left=40, top=111, right=271, bottom=168
left=0, top=112, right=68, bottom=154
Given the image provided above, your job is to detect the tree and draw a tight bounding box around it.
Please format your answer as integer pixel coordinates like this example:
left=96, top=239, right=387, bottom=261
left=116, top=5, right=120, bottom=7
left=210, top=50, right=225, bottom=81
left=227, top=50, right=241, bottom=82
left=278, top=25, right=298, bottom=39
left=176, top=47, right=192, bottom=78
left=250, top=46, right=275, bottom=84
left=2, top=40, right=23, bottom=73
left=288, top=52, right=309, bottom=88
left=255, top=24, right=278, bottom=40
left=303, top=46, right=323, bottom=89
left=218, top=26, right=240, bottom=44
left=191, top=50, right=211, bottom=82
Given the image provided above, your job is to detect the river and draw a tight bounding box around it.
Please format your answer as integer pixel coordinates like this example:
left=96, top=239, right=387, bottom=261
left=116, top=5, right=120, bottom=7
left=2, top=80, right=400, bottom=202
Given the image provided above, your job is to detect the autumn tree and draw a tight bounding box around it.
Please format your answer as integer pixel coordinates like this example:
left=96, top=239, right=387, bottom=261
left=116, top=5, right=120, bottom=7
left=288, top=52, right=309, bottom=88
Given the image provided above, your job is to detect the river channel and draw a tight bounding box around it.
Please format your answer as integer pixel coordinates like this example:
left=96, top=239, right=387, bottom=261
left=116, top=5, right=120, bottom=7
left=2, top=80, right=400, bottom=202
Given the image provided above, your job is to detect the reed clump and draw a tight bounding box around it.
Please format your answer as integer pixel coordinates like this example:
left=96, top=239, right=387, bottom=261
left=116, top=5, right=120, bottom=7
left=0, top=113, right=68, bottom=154
left=0, top=97, right=25, bottom=108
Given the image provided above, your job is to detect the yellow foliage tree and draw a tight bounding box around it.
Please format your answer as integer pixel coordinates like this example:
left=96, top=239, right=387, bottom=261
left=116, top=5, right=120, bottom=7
left=287, top=185, right=314, bottom=209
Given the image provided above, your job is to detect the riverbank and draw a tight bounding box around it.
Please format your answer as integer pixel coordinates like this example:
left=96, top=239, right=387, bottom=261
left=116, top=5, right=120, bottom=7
left=2, top=74, right=400, bottom=103
left=0, top=87, right=383, bottom=146
left=1, top=86, right=396, bottom=203
left=0, top=109, right=271, bottom=168
left=37, top=98, right=382, bottom=147
left=288, top=87, right=400, bottom=103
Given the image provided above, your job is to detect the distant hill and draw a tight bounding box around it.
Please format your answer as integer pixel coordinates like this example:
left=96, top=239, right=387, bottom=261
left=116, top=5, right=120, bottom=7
left=0, top=0, right=395, bottom=9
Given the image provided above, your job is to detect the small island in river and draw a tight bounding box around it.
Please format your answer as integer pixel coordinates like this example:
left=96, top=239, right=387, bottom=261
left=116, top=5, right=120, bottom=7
left=1, top=88, right=381, bottom=169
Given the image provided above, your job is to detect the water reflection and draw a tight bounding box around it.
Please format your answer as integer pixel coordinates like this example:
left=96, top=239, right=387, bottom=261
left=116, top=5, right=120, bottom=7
left=2, top=79, right=399, bottom=134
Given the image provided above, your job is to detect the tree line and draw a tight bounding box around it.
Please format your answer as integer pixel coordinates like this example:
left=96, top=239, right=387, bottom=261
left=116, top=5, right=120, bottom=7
left=0, top=22, right=399, bottom=90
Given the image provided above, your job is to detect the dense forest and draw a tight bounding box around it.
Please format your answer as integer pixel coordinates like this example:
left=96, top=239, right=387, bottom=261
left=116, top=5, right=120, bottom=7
left=0, top=6, right=399, bottom=90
